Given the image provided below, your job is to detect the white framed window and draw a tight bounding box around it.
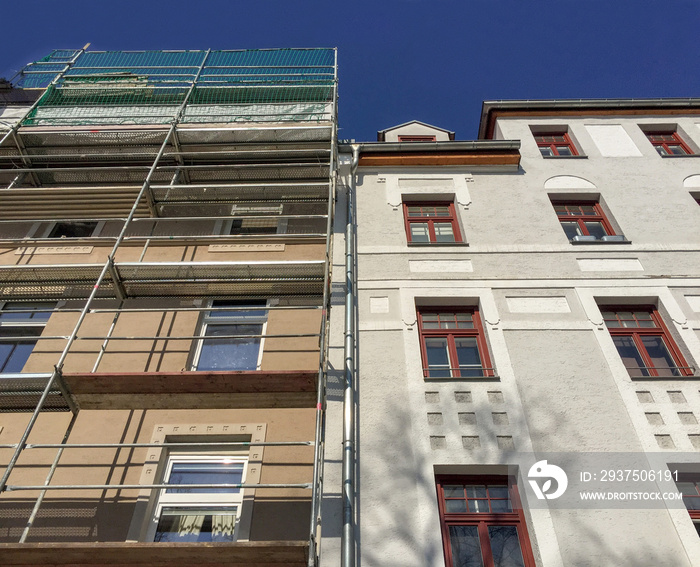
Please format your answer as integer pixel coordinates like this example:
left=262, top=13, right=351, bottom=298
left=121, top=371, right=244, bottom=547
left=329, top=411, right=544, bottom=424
left=150, top=454, right=248, bottom=543
left=222, top=204, right=286, bottom=235
left=0, top=301, right=55, bottom=373
left=192, top=300, right=268, bottom=371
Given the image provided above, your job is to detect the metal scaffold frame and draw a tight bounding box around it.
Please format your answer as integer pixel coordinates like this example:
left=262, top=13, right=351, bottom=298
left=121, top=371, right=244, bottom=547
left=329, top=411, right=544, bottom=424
left=0, top=47, right=338, bottom=566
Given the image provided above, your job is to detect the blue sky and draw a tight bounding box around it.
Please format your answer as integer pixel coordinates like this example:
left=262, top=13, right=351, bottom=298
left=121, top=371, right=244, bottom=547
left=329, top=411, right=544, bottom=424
left=2, top=0, right=698, bottom=141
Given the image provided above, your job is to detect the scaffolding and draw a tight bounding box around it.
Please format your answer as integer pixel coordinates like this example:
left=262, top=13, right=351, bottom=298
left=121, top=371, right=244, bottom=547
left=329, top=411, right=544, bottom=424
left=0, top=47, right=337, bottom=567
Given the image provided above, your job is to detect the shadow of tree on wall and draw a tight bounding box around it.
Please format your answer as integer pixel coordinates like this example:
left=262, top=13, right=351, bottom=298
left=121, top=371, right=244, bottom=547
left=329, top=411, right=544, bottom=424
left=354, top=391, right=691, bottom=567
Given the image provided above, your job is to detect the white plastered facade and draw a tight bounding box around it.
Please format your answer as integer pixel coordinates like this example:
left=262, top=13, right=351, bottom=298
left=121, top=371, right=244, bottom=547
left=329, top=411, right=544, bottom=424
left=330, top=110, right=700, bottom=566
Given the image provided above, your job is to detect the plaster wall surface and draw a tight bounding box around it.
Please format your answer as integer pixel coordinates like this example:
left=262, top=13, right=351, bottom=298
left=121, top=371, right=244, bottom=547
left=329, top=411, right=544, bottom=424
left=381, top=123, right=451, bottom=142
left=346, top=107, right=700, bottom=566
left=20, top=298, right=321, bottom=374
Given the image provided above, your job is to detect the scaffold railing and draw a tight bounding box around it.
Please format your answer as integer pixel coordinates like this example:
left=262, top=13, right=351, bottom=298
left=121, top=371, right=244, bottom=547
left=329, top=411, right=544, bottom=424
left=14, top=49, right=336, bottom=126
left=0, top=46, right=338, bottom=566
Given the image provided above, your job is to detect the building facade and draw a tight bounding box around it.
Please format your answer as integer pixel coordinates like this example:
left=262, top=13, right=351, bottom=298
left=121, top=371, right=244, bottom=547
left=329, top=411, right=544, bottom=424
left=0, top=48, right=337, bottom=566
left=339, top=101, right=700, bottom=566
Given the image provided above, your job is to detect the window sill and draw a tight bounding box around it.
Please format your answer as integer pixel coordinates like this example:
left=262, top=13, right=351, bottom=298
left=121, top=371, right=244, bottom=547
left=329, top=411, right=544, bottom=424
left=542, top=155, right=588, bottom=159
left=424, top=375, right=500, bottom=382
left=407, top=242, right=469, bottom=247
left=569, top=238, right=631, bottom=245
left=630, top=374, right=699, bottom=381
left=658, top=154, right=700, bottom=158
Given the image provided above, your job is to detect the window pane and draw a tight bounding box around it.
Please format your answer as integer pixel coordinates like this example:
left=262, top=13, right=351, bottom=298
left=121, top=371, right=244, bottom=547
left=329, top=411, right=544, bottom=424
left=0, top=328, right=42, bottom=373
left=0, top=343, right=17, bottom=373
left=560, top=221, right=581, bottom=240
left=422, top=314, right=440, bottom=329
left=410, top=222, right=431, bottom=242
left=444, top=485, right=465, bottom=498
left=490, top=499, right=512, bottom=513
left=488, top=526, right=526, bottom=567
left=677, top=482, right=699, bottom=496
left=425, top=337, right=451, bottom=377
left=197, top=324, right=262, bottom=371
left=0, top=302, right=53, bottom=322
left=468, top=499, right=489, bottom=513
left=555, top=145, right=572, bottom=156
left=167, top=462, right=244, bottom=494
left=448, top=525, right=484, bottom=567
left=465, top=485, right=487, bottom=499
left=446, top=499, right=468, bottom=513
left=455, top=337, right=483, bottom=377
left=455, top=313, right=475, bottom=329
left=155, top=507, right=237, bottom=542
left=1, top=342, right=36, bottom=373
left=209, top=301, right=266, bottom=319
left=640, top=336, right=680, bottom=376
left=539, top=147, right=553, bottom=157
left=612, top=336, right=648, bottom=377
left=434, top=223, right=456, bottom=243
left=583, top=221, right=608, bottom=239
left=434, top=207, right=451, bottom=217
left=669, top=145, right=688, bottom=155
left=601, top=311, right=619, bottom=327
left=488, top=486, right=510, bottom=499
left=440, top=313, right=458, bottom=329
left=616, top=312, right=636, bottom=327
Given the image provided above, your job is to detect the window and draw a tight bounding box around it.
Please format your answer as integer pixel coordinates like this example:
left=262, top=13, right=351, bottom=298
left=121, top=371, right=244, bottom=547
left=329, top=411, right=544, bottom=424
left=193, top=300, right=267, bottom=371
left=552, top=201, right=616, bottom=240
left=403, top=202, right=462, bottom=244
left=534, top=132, right=578, bottom=157
left=601, top=306, right=693, bottom=378
left=676, top=474, right=700, bottom=537
left=437, top=476, right=536, bottom=567
left=153, top=454, right=247, bottom=542
left=645, top=131, right=693, bottom=156
left=417, top=308, right=493, bottom=378
left=398, top=135, right=437, bottom=142
left=47, top=221, right=98, bottom=238
left=0, top=302, right=54, bottom=373
left=227, top=205, right=283, bottom=235
left=229, top=218, right=278, bottom=235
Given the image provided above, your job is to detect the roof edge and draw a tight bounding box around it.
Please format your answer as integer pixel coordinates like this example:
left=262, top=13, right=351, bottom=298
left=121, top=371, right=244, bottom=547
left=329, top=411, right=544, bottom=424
left=339, top=140, right=520, bottom=153
left=478, top=98, right=700, bottom=139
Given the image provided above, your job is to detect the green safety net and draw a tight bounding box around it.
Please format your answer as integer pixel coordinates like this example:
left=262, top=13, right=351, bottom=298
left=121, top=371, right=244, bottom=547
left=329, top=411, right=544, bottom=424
left=17, top=48, right=336, bottom=125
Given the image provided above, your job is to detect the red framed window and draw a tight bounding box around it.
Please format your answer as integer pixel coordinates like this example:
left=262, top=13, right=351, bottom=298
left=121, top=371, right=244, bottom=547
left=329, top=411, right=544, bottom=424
left=676, top=475, right=700, bottom=536
left=398, top=135, right=436, bottom=142
left=552, top=201, right=615, bottom=240
left=403, top=202, right=462, bottom=244
left=645, top=131, right=693, bottom=156
left=601, top=306, right=694, bottom=378
left=437, top=476, right=536, bottom=567
left=417, top=308, right=493, bottom=378
left=534, top=132, right=578, bottom=157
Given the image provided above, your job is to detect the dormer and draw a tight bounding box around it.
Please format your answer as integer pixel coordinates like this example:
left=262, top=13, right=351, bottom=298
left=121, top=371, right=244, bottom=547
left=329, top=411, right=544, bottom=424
left=377, top=120, right=455, bottom=142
